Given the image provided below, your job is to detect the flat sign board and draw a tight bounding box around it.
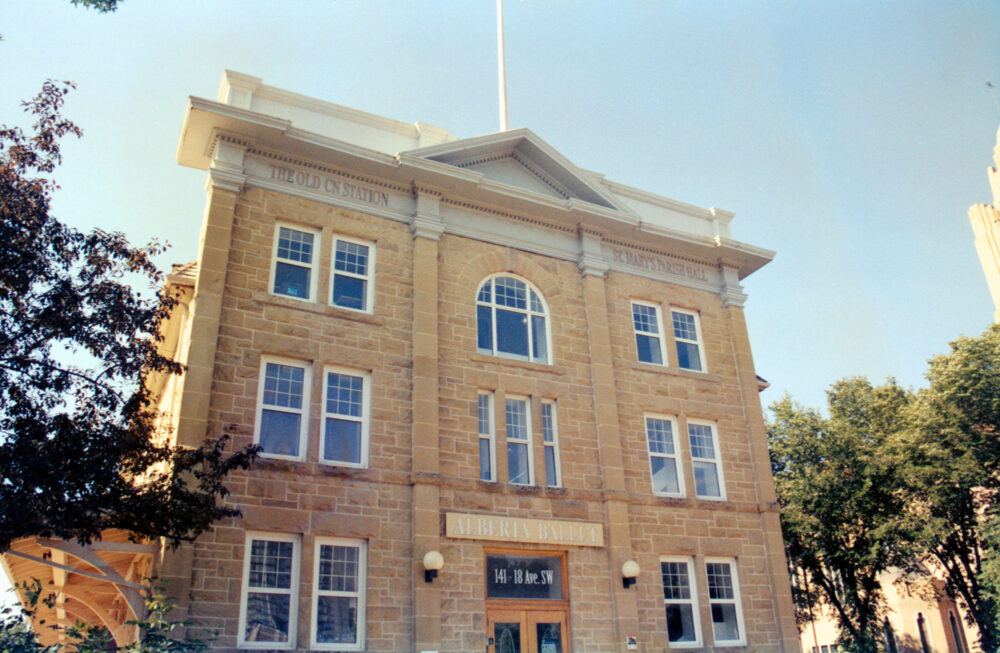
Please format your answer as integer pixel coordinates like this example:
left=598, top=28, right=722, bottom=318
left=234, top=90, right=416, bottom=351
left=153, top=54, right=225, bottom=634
left=445, top=512, right=604, bottom=548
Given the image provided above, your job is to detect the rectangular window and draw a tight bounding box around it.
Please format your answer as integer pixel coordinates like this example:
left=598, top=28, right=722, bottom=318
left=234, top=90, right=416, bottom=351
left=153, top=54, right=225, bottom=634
left=478, top=392, right=496, bottom=482
left=331, top=237, right=374, bottom=312
left=505, top=397, right=533, bottom=485
left=671, top=309, right=706, bottom=372
left=239, top=533, right=299, bottom=648
left=322, top=367, right=370, bottom=467
left=706, top=559, right=746, bottom=646
left=645, top=415, right=683, bottom=497
left=688, top=420, right=725, bottom=499
left=661, top=558, right=701, bottom=647
left=541, top=400, right=560, bottom=487
left=255, top=359, right=310, bottom=460
left=632, top=301, right=666, bottom=365
left=312, top=538, right=366, bottom=650
left=272, top=224, right=317, bottom=300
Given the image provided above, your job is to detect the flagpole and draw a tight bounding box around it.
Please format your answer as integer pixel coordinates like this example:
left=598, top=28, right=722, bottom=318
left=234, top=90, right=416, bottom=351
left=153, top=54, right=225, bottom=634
left=497, top=0, right=509, bottom=131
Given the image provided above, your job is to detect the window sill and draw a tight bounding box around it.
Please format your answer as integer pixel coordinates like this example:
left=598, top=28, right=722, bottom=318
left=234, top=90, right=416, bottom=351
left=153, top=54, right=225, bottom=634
left=254, top=292, right=384, bottom=326
left=470, top=353, right=566, bottom=376
left=629, top=360, right=720, bottom=383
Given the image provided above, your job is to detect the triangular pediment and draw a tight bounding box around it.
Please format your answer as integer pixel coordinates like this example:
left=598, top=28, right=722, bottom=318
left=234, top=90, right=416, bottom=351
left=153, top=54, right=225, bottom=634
left=403, top=129, right=623, bottom=210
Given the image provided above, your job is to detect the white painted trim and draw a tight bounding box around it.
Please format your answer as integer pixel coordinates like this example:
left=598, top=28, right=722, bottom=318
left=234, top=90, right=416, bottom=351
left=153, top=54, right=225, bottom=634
left=644, top=414, right=685, bottom=498
left=320, top=366, right=371, bottom=469
left=310, top=537, right=367, bottom=651
left=669, top=308, right=708, bottom=373
left=685, top=419, right=727, bottom=501
left=478, top=391, right=497, bottom=482
left=504, top=395, right=534, bottom=486
left=237, top=532, right=300, bottom=649
left=270, top=222, right=321, bottom=303
left=630, top=300, right=668, bottom=367
left=541, top=399, right=561, bottom=488
left=254, top=357, right=311, bottom=461
left=659, top=556, right=703, bottom=648
left=330, top=235, right=376, bottom=314
left=704, top=558, right=747, bottom=647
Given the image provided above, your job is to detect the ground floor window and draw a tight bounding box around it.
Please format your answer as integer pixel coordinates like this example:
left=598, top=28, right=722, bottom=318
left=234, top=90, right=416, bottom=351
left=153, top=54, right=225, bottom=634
left=312, top=538, right=366, bottom=650
left=239, top=533, right=300, bottom=648
left=706, top=558, right=746, bottom=646
left=661, top=557, right=701, bottom=646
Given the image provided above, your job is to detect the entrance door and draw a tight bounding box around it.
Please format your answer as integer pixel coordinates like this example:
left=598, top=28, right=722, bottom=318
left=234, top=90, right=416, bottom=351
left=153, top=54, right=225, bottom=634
left=488, top=609, right=568, bottom=653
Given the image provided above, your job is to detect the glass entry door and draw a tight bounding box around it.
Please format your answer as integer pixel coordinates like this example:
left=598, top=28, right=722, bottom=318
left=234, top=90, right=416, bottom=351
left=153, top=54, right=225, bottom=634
left=488, top=610, right=568, bottom=653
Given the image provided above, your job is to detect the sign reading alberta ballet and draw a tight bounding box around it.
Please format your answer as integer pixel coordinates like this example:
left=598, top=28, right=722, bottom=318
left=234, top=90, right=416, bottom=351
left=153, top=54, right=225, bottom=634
left=445, top=512, right=604, bottom=547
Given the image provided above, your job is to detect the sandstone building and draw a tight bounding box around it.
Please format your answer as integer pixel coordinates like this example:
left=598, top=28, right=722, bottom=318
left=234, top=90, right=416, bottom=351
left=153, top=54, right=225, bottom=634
left=970, top=125, right=1000, bottom=323
left=4, top=70, right=798, bottom=652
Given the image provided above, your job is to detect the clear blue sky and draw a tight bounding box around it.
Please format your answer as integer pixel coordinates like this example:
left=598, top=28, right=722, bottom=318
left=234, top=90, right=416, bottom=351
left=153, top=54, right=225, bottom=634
left=3, top=0, right=999, bottom=415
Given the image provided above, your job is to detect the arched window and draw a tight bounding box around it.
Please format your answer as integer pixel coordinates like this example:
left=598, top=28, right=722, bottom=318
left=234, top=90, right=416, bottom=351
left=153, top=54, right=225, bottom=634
left=476, top=275, right=550, bottom=363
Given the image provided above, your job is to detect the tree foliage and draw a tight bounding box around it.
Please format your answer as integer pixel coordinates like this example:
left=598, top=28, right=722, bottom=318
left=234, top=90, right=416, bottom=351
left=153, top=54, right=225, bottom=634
left=771, top=325, right=1000, bottom=653
left=0, top=81, right=256, bottom=552
left=769, top=378, right=912, bottom=653
left=68, top=0, right=122, bottom=12
left=893, top=324, right=1000, bottom=652
left=1, top=579, right=209, bottom=653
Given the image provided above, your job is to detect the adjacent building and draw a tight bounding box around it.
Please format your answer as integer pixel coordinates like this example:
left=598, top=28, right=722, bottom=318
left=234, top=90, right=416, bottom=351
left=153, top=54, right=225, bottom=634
left=970, top=125, right=1000, bottom=322
left=5, top=70, right=799, bottom=652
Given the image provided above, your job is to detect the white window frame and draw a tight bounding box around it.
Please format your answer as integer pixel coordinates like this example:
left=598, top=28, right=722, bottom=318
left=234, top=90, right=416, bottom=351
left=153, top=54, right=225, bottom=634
left=255, top=357, right=311, bottom=461
left=705, top=558, right=747, bottom=647
left=477, top=391, right=497, bottom=482
left=476, top=274, right=552, bottom=364
left=631, top=300, right=668, bottom=366
left=238, top=532, right=300, bottom=649
left=330, top=235, right=375, bottom=313
left=660, top=556, right=702, bottom=648
left=670, top=308, right=707, bottom=372
left=321, top=366, right=371, bottom=468
left=687, top=419, right=726, bottom=500
left=541, top=400, right=561, bottom=488
left=311, top=537, right=367, bottom=651
left=644, top=414, right=685, bottom=498
left=505, top=396, right=534, bottom=485
left=270, top=223, right=319, bottom=302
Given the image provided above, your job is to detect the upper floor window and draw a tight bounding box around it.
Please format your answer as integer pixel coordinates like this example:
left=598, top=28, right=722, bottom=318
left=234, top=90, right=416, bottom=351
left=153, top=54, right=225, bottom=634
left=255, top=358, right=311, bottom=460
left=272, top=225, right=318, bottom=300
left=477, top=391, right=496, bottom=482
left=688, top=421, right=725, bottom=499
left=645, top=415, right=683, bottom=497
left=331, top=237, right=374, bottom=312
left=322, top=367, right=371, bottom=468
left=671, top=309, right=706, bottom=372
left=476, top=275, right=550, bottom=364
left=632, top=301, right=666, bottom=365
left=541, top=400, right=561, bottom=488
left=505, top=396, right=534, bottom=485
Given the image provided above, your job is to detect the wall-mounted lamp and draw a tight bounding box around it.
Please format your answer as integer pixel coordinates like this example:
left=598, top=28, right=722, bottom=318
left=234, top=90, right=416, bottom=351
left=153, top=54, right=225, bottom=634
left=423, top=550, right=444, bottom=583
left=622, top=560, right=640, bottom=589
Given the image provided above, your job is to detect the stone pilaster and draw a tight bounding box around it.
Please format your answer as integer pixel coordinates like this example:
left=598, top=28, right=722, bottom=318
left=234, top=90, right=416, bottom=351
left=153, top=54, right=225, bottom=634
left=411, top=189, right=443, bottom=652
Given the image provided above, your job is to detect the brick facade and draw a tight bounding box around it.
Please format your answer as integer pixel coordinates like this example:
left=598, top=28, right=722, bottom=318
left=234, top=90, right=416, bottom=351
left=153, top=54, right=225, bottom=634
left=153, top=72, right=799, bottom=653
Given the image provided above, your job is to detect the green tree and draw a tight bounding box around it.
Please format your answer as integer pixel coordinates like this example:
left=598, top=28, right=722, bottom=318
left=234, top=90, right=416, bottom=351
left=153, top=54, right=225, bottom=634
left=0, top=81, right=256, bottom=551
left=1, top=579, right=210, bottom=653
left=893, top=324, right=1000, bottom=653
left=69, top=0, right=122, bottom=12
left=768, top=378, right=912, bottom=653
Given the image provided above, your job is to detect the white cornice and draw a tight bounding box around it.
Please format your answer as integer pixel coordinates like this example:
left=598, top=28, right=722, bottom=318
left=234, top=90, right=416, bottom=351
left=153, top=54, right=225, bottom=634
left=601, top=178, right=734, bottom=224
left=177, top=92, right=773, bottom=280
